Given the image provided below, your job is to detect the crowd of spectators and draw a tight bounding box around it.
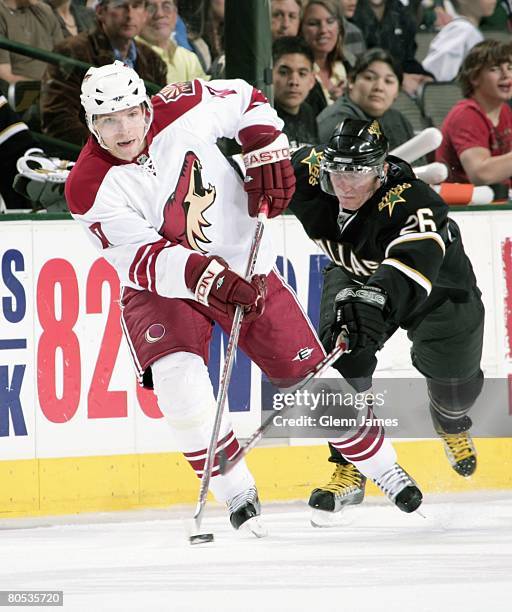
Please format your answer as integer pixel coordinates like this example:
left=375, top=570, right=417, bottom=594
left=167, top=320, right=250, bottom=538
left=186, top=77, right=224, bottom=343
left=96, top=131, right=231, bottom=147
left=1, top=0, right=512, bottom=209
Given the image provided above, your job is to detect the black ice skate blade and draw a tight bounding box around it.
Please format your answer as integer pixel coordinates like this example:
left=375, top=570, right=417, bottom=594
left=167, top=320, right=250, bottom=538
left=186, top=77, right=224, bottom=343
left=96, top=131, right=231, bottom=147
left=189, top=532, right=215, bottom=545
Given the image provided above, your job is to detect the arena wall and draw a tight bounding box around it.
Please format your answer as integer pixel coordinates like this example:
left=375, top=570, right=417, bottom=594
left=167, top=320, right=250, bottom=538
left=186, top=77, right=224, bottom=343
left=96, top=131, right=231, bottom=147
left=1, top=211, right=511, bottom=517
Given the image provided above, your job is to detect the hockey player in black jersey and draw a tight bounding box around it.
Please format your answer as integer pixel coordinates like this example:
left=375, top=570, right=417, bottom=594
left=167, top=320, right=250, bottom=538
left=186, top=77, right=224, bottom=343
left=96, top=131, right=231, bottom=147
left=289, top=119, right=484, bottom=520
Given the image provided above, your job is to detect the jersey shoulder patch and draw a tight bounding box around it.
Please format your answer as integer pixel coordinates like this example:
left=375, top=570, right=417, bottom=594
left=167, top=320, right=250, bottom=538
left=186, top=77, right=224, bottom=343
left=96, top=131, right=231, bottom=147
left=151, top=80, right=204, bottom=134
left=292, top=145, right=326, bottom=188
left=375, top=179, right=447, bottom=237
left=377, top=182, right=412, bottom=218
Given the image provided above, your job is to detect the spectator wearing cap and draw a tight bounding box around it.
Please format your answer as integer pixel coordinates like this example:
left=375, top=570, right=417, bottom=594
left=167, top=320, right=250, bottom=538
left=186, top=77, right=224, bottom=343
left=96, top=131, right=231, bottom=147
left=40, top=0, right=167, bottom=145
left=139, top=0, right=207, bottom=82
left=436, top=40, right=512, bottom=197
left=0, top=0, right=63, bottom=83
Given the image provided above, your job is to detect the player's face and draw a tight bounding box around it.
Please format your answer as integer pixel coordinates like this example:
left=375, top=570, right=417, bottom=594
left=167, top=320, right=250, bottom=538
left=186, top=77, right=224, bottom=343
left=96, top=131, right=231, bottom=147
left=330, top=168, right=382, bottom=211
left=271, top=0, right=301, bottom=39
left=301, top=4, right=340, bottom=57
left=94, top=105, right=147, bottom=161
left=473, top=60, right=512, bottom=103
left=273, top=53, right=315, bottom=114
left=349, top=61, right=400, bottom=117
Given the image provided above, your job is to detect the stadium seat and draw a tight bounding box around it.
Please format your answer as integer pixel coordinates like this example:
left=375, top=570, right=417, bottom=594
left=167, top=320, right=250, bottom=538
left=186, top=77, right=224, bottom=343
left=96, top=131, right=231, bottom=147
left=392, top=91, right=428, bottom=134
left=7, top=80, right=41, bottom=114
left=415, top=31, right=437, bottom=63
left=483, top=30, right=511, bottom=43
left=421, top=81, right=463, bottom=128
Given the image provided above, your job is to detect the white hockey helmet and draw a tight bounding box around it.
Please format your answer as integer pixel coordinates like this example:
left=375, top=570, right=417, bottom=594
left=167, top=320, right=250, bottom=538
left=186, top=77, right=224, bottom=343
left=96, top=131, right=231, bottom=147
left=80, top=61, right=153, bottom=146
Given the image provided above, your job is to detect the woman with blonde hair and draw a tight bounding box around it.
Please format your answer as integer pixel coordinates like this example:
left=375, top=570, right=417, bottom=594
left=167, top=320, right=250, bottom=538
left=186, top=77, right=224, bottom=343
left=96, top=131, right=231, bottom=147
left=301, top=0, right=349, bottom=115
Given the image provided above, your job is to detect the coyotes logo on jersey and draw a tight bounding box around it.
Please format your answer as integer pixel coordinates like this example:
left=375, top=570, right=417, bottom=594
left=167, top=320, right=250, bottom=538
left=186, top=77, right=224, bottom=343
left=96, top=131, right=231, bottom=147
left=161, top=151, right=215, bottom=254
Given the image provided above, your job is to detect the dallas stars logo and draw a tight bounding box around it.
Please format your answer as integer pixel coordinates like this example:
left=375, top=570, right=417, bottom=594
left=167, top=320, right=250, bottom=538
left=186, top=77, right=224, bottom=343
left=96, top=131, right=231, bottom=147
left=378, top=183, right=411, bottom=217
left=301, top=147, right=323, bottom=186
left=368, top=120, right=383, bottom=138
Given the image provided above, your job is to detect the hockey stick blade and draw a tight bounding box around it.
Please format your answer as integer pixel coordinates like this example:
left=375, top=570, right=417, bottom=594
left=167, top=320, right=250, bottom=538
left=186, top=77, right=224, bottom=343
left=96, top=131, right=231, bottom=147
left=219, top=342, right=347, bottom=475
left=189, top=532, right=215, bottom=545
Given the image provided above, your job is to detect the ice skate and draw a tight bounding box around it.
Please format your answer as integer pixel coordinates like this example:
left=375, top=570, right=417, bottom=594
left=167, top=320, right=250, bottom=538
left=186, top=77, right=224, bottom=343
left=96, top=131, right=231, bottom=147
left=309, top=463, right=366, bottom=527
left=432, top=413, right=477, bottom=477
left=227, top=486, right=267, bottom=538
left=372, top=464, right=423, bottom=513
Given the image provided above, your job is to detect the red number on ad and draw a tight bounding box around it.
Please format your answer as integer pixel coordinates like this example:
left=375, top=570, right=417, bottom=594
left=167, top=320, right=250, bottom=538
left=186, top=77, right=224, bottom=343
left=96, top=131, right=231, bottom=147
left=37, top=259, right=81, bottom=422
left=502, top=238, right=512, bottom=415
left=136, top=384, right=163, bottom=419
left=86, top=258, right=127, bottom=418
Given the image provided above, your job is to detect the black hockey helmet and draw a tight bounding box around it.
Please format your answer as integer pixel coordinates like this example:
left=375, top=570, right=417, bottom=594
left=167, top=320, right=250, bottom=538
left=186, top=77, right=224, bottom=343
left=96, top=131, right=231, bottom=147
left=320, top=119, right=389, bottom=195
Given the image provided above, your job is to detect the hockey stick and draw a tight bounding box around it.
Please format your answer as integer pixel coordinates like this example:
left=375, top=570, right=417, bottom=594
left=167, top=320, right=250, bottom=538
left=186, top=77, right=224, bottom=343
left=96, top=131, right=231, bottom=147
left=189, top=198, right=269, bottom=544
left=218, top=341, right=348, bottom=476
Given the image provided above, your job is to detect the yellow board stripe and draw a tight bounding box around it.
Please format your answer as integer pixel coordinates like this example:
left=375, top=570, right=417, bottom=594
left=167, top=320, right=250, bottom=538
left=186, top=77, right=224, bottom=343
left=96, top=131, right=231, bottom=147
left=1, top=439, right=511, bottom=518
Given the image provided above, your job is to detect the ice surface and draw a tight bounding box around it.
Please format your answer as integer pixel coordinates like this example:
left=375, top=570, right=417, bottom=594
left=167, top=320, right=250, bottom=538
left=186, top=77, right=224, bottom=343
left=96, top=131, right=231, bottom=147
left=0, top=492, right=511, bottom=612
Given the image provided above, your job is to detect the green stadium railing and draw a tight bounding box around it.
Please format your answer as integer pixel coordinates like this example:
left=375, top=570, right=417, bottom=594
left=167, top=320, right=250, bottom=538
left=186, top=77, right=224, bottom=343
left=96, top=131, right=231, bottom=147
left=0, top=36, right=162, bottom=95
left=2, top=204, right=512, bottom=222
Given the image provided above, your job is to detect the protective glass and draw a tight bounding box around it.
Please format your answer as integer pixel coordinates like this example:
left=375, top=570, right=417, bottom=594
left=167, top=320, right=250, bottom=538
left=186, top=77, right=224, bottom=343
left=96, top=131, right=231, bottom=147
left=94, top=109, right=144, bottom=135
left=93, top=106, right=148, bottom=138
left=320, top=162, right=382, bottom=196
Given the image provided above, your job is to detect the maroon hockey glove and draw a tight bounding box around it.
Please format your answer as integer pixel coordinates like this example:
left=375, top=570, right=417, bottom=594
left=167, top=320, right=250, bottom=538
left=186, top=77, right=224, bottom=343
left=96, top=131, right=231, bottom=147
left=240, top=127, right=296, bottom=219
left=185, top=254, right=266, bottom=321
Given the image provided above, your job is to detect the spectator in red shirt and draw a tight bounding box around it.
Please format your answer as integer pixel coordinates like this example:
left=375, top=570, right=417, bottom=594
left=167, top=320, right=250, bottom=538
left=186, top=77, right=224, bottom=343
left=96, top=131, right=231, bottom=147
left=436, top=40, right=512, bottom=197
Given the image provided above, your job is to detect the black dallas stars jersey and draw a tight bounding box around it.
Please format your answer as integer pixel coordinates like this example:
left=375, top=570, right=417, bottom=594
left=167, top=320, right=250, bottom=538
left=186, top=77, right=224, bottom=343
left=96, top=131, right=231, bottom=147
left=289, top=145, right=479, bottom=327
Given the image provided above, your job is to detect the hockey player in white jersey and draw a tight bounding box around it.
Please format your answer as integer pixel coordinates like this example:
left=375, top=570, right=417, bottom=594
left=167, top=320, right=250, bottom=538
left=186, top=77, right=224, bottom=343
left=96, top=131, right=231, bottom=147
left=65, top=61, right=422, bottom=533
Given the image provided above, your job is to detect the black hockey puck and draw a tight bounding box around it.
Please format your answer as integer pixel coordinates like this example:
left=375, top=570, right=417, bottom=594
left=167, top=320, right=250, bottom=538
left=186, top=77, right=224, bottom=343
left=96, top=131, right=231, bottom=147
left=189, top=532, right=214, bottom=545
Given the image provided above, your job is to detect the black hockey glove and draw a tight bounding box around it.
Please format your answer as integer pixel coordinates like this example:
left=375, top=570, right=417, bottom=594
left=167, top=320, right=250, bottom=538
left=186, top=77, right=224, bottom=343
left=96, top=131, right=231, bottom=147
left=332, top=285, right=389, bottom=353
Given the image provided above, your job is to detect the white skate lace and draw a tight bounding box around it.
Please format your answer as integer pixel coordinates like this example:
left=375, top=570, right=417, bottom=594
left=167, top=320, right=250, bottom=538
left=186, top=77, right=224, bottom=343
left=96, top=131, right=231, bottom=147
left=373, top=464, right=414, bottom=502
left=227, top=486, right=258, bottom=514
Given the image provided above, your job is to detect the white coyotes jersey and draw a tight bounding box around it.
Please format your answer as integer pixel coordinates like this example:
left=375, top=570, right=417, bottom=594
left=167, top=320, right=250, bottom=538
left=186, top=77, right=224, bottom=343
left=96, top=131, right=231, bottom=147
left=65, top=78, right=283, bottom=300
